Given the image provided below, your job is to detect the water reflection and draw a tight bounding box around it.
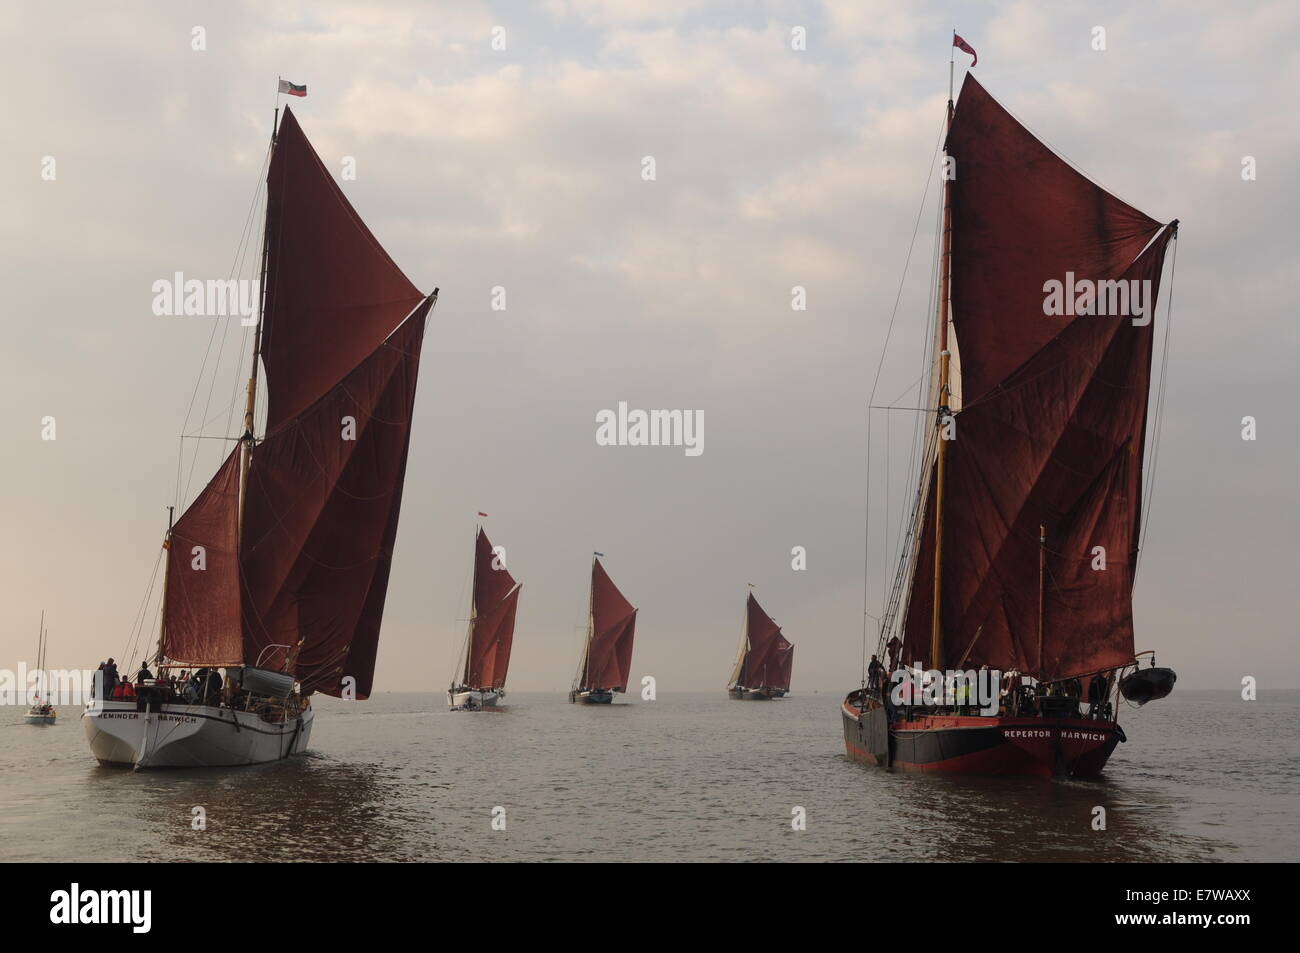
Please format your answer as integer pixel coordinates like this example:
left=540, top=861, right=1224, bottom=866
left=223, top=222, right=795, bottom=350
left=848, top=763, right=1222, bottom=862
left=93, top=754, right=437, bottom=862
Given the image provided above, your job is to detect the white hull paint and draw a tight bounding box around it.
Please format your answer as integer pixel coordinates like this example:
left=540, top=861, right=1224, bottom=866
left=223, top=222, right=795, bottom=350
left=82, top=699, right=313, bottom=769
left=448, top=689, right=501, bottom=710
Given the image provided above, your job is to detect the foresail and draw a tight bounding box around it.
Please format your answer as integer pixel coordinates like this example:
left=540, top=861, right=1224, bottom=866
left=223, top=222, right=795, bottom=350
left=162, top=445, right=243, bottom=666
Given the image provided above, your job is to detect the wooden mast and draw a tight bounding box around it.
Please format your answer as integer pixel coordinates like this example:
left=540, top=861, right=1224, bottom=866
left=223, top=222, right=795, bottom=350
left=1037, top=524, right=1046, bottom=675
left=462, top=525, right=480, bottom=688
left=153, top=505, right=174, bottom=667
left=929, top=46, right=956, bottom=671
left=239, top=107, right=279, bottom=543
left=35, top=610, right=44, bottom=703
left=575, top=555, right=597, bottom=695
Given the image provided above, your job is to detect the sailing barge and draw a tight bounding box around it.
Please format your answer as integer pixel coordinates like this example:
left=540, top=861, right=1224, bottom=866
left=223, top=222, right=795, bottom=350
left=85, top=105, right=435, bottom=767
left=570, top=555, right=638, bottom=704
left=727, top=593, right=794, bottom=700
left=843, top=67, right=1178, bottom=776
left=448, top=527, right=521, bottom=710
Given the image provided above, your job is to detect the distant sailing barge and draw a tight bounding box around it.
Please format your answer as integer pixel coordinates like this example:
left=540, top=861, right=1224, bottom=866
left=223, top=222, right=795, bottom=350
left=85, top=104, right=435, bottom=767
left=448, top=526, right=521, bottom=710
left=569, top=555, right=638, bottom=704
left=727, top=593, right=794, bottom=700
left=843, top=62, right=1178, bottom=776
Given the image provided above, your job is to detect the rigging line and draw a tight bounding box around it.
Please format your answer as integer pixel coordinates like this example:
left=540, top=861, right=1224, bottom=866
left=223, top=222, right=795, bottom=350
left=861, top=109, right=949, bottom=671
left=1137, top=233, right=1178, bottom=576
left=122, top=547, right=164, bottom=661
left=176, top=145, right=271, bottom=513
left=878, top=170, right=946, bottom=658
left=121, top=546, right=164, bottom=672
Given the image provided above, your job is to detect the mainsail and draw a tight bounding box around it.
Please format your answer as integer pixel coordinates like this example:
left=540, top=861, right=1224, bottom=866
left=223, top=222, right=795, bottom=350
left=576, top=558, right=637, bottom=693
left=461, top=528, right=521, bottom=691
left=898, top=75, right=1175, bottom=681
left=729, top=594, right=794, bottom=691
left=162, top=105, right=432, bottom=699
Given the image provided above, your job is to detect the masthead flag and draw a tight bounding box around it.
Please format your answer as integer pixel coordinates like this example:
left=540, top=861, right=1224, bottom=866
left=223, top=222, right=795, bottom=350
left=278, top=79, right=307, bottom=97
left=952, top=33, right=977, bottom=66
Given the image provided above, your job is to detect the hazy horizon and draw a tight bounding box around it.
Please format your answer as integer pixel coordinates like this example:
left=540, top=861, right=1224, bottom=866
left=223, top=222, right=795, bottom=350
left=2, top=1, right=1297, bottom=695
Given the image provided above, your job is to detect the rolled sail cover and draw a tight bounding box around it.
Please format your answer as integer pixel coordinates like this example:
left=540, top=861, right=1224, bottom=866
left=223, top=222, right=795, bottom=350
left=900, top=74, right=1174, bottom=680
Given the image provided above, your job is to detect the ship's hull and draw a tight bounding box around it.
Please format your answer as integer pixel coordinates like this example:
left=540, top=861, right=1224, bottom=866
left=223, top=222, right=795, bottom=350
left=570, top=689, right=614, bottom=704
left=25, top=709, right=57, bottom=725
left=841, top=694, right=1121, bottom=777
left=729, top=687, right=780, bottom=700
left=448, top=689, right=502, bottom=710
left=83, top=699, right=313, bottom=769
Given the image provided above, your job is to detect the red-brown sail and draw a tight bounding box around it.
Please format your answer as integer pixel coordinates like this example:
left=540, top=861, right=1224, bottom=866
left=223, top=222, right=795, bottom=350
left=899, top=74, right=1174, bottom=680
left=160, top=107, right=432, bottom=701
left=240, top=305, right=431, bottom=697
left=463, top=528, right=520, bottom=690
left=578, top=558, right=637, bottom=692
left=731, top=593, right=792, bottom=690
left=161, top=446, right=243, bottom=666
left=260, top=107, right=427, bottom=430
left=768, top=637, right=794, bottom=692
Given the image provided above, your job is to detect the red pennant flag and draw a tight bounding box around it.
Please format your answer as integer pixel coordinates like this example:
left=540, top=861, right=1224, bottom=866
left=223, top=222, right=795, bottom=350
left=953, top=33, right=977, bottom=67
left=477, top=511, right=489, bottom=517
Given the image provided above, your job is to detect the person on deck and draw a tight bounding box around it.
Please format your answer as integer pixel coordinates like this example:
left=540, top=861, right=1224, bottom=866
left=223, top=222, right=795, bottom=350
left=885, top=636, right=901, bottom=674
left=137, top=662, right=153, bottom=683
left=103, top=659, right=119, bottom=700
left=867, top=655, right=884, bottom=697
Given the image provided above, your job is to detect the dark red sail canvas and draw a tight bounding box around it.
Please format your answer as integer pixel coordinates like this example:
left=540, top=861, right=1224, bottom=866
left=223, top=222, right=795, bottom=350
left=162, top=446, right=243, bottom=666
left=738, top=593, right=784, bottom=687
left=582, top=559, right=637, bottom=691
left=767, top=636, right=794, bottom=691
left=465, top=528, right=520, bottom=690
left=261, top=107, right=427, bottom=430
left=944, top=74, right=1164, bottom=405
left=240, top=303, right=431, bottom=697
left=900, top=73, right=1174, bottom=680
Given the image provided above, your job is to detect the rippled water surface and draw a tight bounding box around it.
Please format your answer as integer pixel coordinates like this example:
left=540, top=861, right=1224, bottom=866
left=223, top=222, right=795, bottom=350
left=2, top=690, right=1294, bottom=862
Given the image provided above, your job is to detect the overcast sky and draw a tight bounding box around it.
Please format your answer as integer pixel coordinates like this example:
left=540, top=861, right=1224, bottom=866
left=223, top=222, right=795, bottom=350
left=1, top=0, right=1296, bottom=693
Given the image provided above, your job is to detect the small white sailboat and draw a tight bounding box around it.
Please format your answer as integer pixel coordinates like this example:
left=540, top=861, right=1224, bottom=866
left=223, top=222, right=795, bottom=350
left=24, top=612, right=56, bottom=726
left=448, top=525, right=521, bottom=710
left=84, top=98, right=435, bottom=768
